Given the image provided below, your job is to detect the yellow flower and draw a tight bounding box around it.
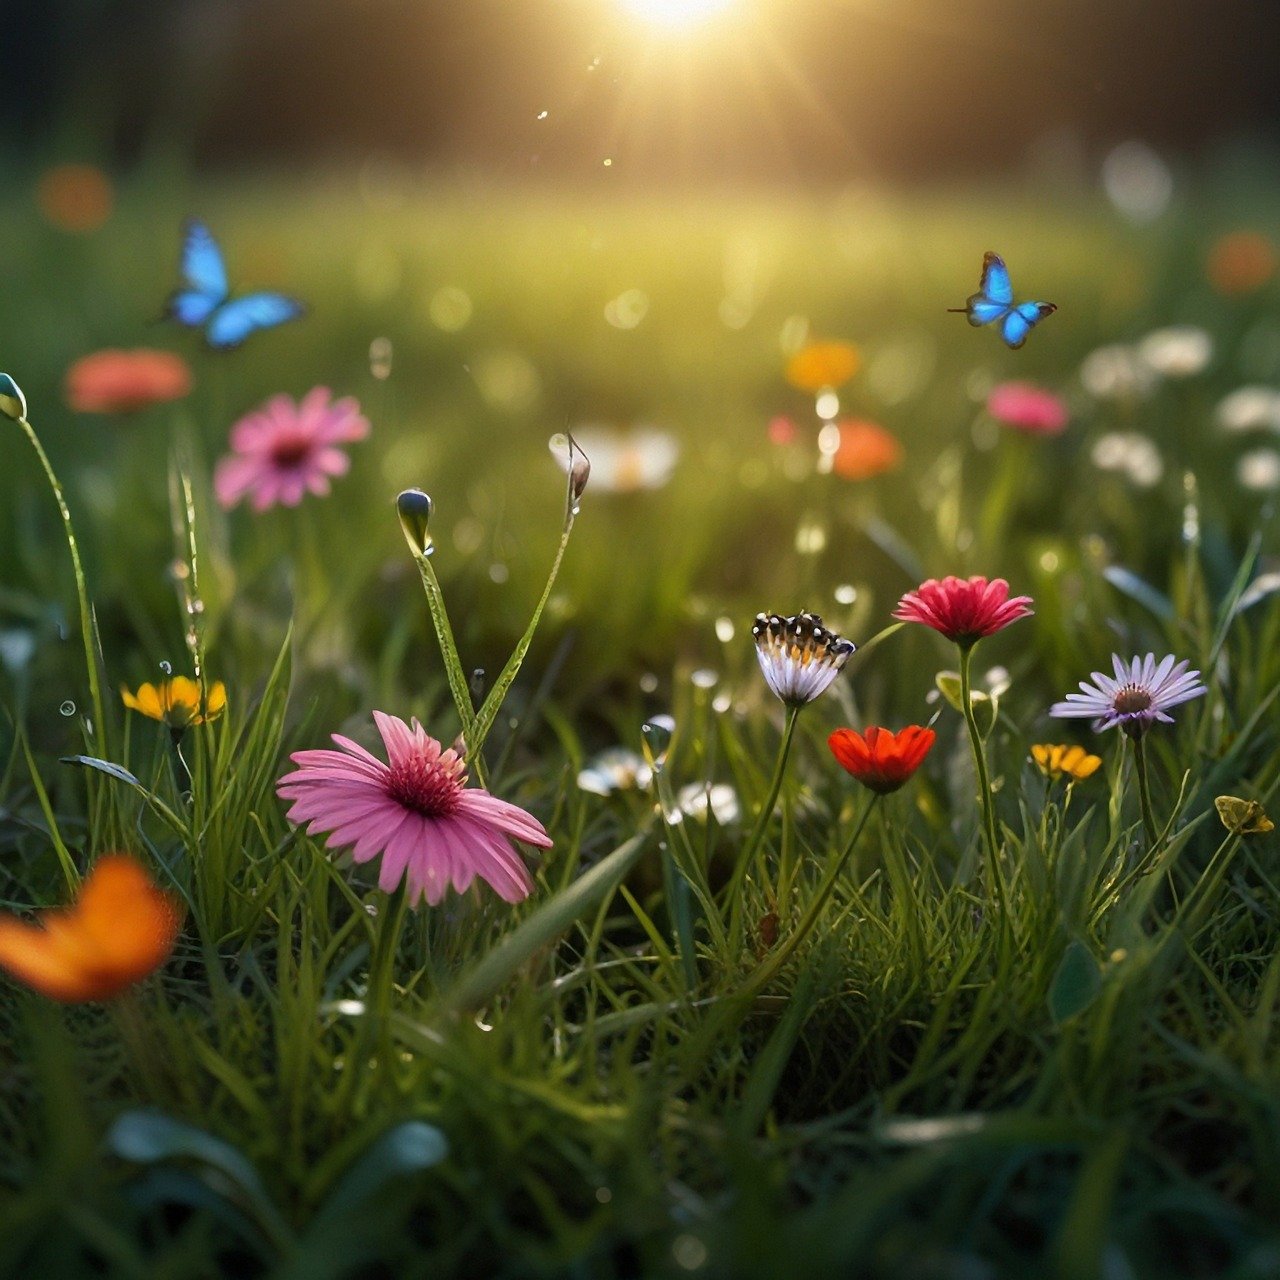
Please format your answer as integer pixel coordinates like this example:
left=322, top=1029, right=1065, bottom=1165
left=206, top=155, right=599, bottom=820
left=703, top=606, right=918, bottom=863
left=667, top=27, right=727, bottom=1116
left=121, top=677, right=227, bottom=730
left=785, top=341, right=860, bottom=393
left=1214, top=796, right=1274, bottom=836
left=1031, top=743, right=1103, bottom=782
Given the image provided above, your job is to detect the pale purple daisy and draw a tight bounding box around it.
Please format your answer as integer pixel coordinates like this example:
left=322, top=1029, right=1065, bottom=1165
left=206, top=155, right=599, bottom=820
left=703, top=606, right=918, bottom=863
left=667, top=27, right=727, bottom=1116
left=1049, top=654, right=1207, bottom=737
left=277, top=711, right=551, bottom=906
left=215, top=387, right=370, bottom=511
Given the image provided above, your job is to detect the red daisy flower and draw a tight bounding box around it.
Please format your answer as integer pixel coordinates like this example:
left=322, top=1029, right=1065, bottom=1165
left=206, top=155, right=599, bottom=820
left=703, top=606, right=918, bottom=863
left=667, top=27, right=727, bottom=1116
left=828, top=725, right=936, bottom=794
left=893, top=576, right=1033, bottom=647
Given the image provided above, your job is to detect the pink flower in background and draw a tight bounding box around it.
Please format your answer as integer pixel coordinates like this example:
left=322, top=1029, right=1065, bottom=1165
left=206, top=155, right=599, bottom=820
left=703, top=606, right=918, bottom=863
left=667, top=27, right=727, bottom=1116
left=986, top=382, right=1069, bottom=435
left=215, top=387, right=369, bottom=511
left=277, top=712, right=551, bottom=906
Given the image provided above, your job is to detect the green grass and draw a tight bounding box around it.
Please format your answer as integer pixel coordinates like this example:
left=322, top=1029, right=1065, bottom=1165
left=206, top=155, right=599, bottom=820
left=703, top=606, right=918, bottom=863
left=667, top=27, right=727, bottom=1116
left=2, top=164, right=1280, bottom=1279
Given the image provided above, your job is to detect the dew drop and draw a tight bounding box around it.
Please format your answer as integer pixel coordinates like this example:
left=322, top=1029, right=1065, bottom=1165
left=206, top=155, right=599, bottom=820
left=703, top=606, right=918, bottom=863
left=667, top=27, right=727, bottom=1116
left=690, top=668, right=718, bottom=689
left=536, top=109, right=549, bottom=120
left=59, top=700, right=76, bottom=716
left=488, top=562, right=509, bottom=584
left=639, top=672, right=659, bottom=694
left=169, top=558, right=191, bottom=582
left=714, top=616, right=735, bottom=644
left=712, top=692, right=732, bottom=714
left=159, top=660, right=173, bottom=675
left=834, top=583, right=857, bottom=605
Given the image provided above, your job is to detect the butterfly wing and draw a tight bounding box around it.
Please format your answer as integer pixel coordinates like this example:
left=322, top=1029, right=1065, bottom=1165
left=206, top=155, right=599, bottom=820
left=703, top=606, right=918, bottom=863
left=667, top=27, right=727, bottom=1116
left=955, top=251, right=1014, bottom=326
left=1000, top=301, right=1057, bottom=350
left=978, top=252, right=1014, bottom=306
left=166, top=219, right=228, bottom=327
left=204, top=292, right=305, bottom=351
left=965, top=297, right=1011, bottom=328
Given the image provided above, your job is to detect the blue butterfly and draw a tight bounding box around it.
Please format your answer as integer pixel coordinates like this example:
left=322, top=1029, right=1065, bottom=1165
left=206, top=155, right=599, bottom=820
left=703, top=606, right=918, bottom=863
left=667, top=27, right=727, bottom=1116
left=949, top=252, right=1056, bottom=349
left=165, top=220, right=305, bottom=351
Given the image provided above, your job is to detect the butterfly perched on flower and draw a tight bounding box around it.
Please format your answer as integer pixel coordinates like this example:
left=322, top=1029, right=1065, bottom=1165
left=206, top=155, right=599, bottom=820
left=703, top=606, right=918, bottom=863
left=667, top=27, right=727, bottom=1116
left=949, top=252, right=1056, bottom=349
left=165, top=219, right=305, bottom=351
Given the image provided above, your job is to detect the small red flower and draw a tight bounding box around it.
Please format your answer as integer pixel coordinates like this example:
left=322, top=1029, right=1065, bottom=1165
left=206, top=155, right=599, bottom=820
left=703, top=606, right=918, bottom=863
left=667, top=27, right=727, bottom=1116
left=65, top=349, right=192, bottom=414
left=828, top=725, right=936, bottom=794
left=893, top=576, right=1033, bottom=647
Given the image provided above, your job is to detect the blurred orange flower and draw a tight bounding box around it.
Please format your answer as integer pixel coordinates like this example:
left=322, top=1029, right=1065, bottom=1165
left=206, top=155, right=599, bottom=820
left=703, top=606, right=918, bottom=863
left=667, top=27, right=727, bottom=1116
left=0, top=855, right=181, bottom=1002
left=785, top=341, right=860, bottom=392
left=122, top=676, right=227, bottom=730
left=831, top=419, right=901, bottom=480
left=1206, top=231, right=1276, bottom=296
left=65, top=349, right=193, bottom=414
left=36, top=163, right=114, bottom=234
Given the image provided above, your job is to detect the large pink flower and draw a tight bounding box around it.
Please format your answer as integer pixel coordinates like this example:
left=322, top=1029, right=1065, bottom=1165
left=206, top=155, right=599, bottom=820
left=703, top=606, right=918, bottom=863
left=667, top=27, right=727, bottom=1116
left=986, top=381, right=1069, bottom=435
left=894, top=576, right=1033, bottom=646
left=215, top=387, right=369, bottom=511
left=277, top=712, right=551, bottom=906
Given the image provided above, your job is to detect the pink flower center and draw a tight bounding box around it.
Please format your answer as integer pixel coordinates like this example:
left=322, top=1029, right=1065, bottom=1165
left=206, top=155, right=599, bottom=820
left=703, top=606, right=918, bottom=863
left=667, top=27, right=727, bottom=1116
left=269, top=431, right=316, bottom=469
left=385, top=753, right=463, bottom=817
left=1114, top=685, right=1153, bottom=715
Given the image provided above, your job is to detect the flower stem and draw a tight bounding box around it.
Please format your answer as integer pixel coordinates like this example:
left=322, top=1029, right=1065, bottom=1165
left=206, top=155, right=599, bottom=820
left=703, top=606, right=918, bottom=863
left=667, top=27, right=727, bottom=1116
left=959, top=644, right=1008, bottom=924
left=726, top=704, right=800, bottom=931
left=366, top=886, right=410, bottom=1100
left=1131, top=732, right=1159, bottom=851
left=16, top=414, right=107, bottom=759
left=468, top=508, right=577, bottom=764
left=740, top=795, right=879, bottom=1000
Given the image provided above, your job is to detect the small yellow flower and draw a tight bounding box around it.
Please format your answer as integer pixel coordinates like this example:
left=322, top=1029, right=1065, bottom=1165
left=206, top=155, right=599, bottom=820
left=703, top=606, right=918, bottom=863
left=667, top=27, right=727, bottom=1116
left=785, top=341, right=860, bottom=393
left=121, top=677, right=227, bottom=730
left=1031, top=743, right=1103, bottom=782
left=1214, top=796, right=1274, bottom=836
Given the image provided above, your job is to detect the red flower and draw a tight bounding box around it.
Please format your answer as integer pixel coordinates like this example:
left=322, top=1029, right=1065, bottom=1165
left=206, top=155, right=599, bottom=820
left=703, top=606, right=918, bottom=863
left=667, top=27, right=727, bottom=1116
left=65, top=349, right=193, bottom=414
left=828, top=725, right=936, bottom=794
left=894, top=576, right=1033, bottom=647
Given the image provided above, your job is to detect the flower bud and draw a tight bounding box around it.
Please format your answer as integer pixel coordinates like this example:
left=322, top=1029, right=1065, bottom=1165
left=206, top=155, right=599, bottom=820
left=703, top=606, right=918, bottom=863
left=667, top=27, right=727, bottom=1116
left=0, top=373, right=27, bottom=422
left=396, top=488, right=433, bottom=556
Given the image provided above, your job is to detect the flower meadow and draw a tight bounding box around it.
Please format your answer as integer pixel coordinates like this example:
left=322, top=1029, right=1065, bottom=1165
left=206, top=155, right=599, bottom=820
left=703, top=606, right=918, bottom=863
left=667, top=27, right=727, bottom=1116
left=2, top=177, right=1280, bottom=1280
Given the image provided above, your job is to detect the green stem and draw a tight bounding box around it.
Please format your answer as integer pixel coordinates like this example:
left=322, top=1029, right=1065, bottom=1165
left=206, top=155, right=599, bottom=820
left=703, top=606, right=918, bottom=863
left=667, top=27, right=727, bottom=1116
left=410, top=552, right=483, bottom=770
left=1131, top=733, right=1159, bottom=851
left=17, top=415, right=107, bottom=759
left=726, top=704, right=800, bottom=927
left=366, top=887, right=410, bottom=1101
left=959, top=643, right=1008, bottom=923
left=741, top=795, right=879, bottom=999
left=468, top=510, right=576, bottom=763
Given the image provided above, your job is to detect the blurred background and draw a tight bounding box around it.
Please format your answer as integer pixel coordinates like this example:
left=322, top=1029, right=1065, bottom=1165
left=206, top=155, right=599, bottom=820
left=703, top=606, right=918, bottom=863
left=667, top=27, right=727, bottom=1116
left=2, top=0, right=1279, bottom=738
left=5, top=0, right=1280, bottom=182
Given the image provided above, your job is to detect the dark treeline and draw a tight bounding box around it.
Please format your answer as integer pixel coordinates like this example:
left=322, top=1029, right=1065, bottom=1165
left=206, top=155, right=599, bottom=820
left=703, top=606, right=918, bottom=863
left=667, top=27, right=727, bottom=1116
left=4, top=0, right=1279, bottom=181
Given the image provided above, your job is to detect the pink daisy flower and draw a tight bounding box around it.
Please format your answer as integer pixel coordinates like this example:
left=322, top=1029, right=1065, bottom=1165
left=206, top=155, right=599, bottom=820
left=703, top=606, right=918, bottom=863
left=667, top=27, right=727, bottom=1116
left=214, top=387, right=370, bottom=511
left=894, top=575, right=1034, bottom=647
left=277, top=712, right=551, bottom=906
left=986, top=381, right=1069, bottom=435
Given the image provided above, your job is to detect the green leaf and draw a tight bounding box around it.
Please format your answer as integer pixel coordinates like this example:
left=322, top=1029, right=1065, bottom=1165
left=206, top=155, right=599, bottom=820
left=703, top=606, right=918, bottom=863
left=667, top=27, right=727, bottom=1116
left=1102, top=565, right=1175, bottom=623
left=1048, top=939, right=1103, bottom=1025
left=319, top=1121, right=449, bottom=1218
left=59, top=755, right=141, bottom=788
left=438, top=830, right=650, bottom=1013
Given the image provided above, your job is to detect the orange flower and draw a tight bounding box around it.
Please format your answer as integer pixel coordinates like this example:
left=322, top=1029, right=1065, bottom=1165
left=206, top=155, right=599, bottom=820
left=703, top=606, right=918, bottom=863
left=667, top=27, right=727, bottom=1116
left=828, top=725, right=936, bottom=794
left=1206, top=231, right=1275, bottom=297
left=785, top=341, right=860, bottom=392
left=36, top=163, right=114, bottom=234
left=0, top=855, right=181, bottom=1002
left=65, top=349, right=193, bottom=414
left=831, top=419, right=902, bottom=480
